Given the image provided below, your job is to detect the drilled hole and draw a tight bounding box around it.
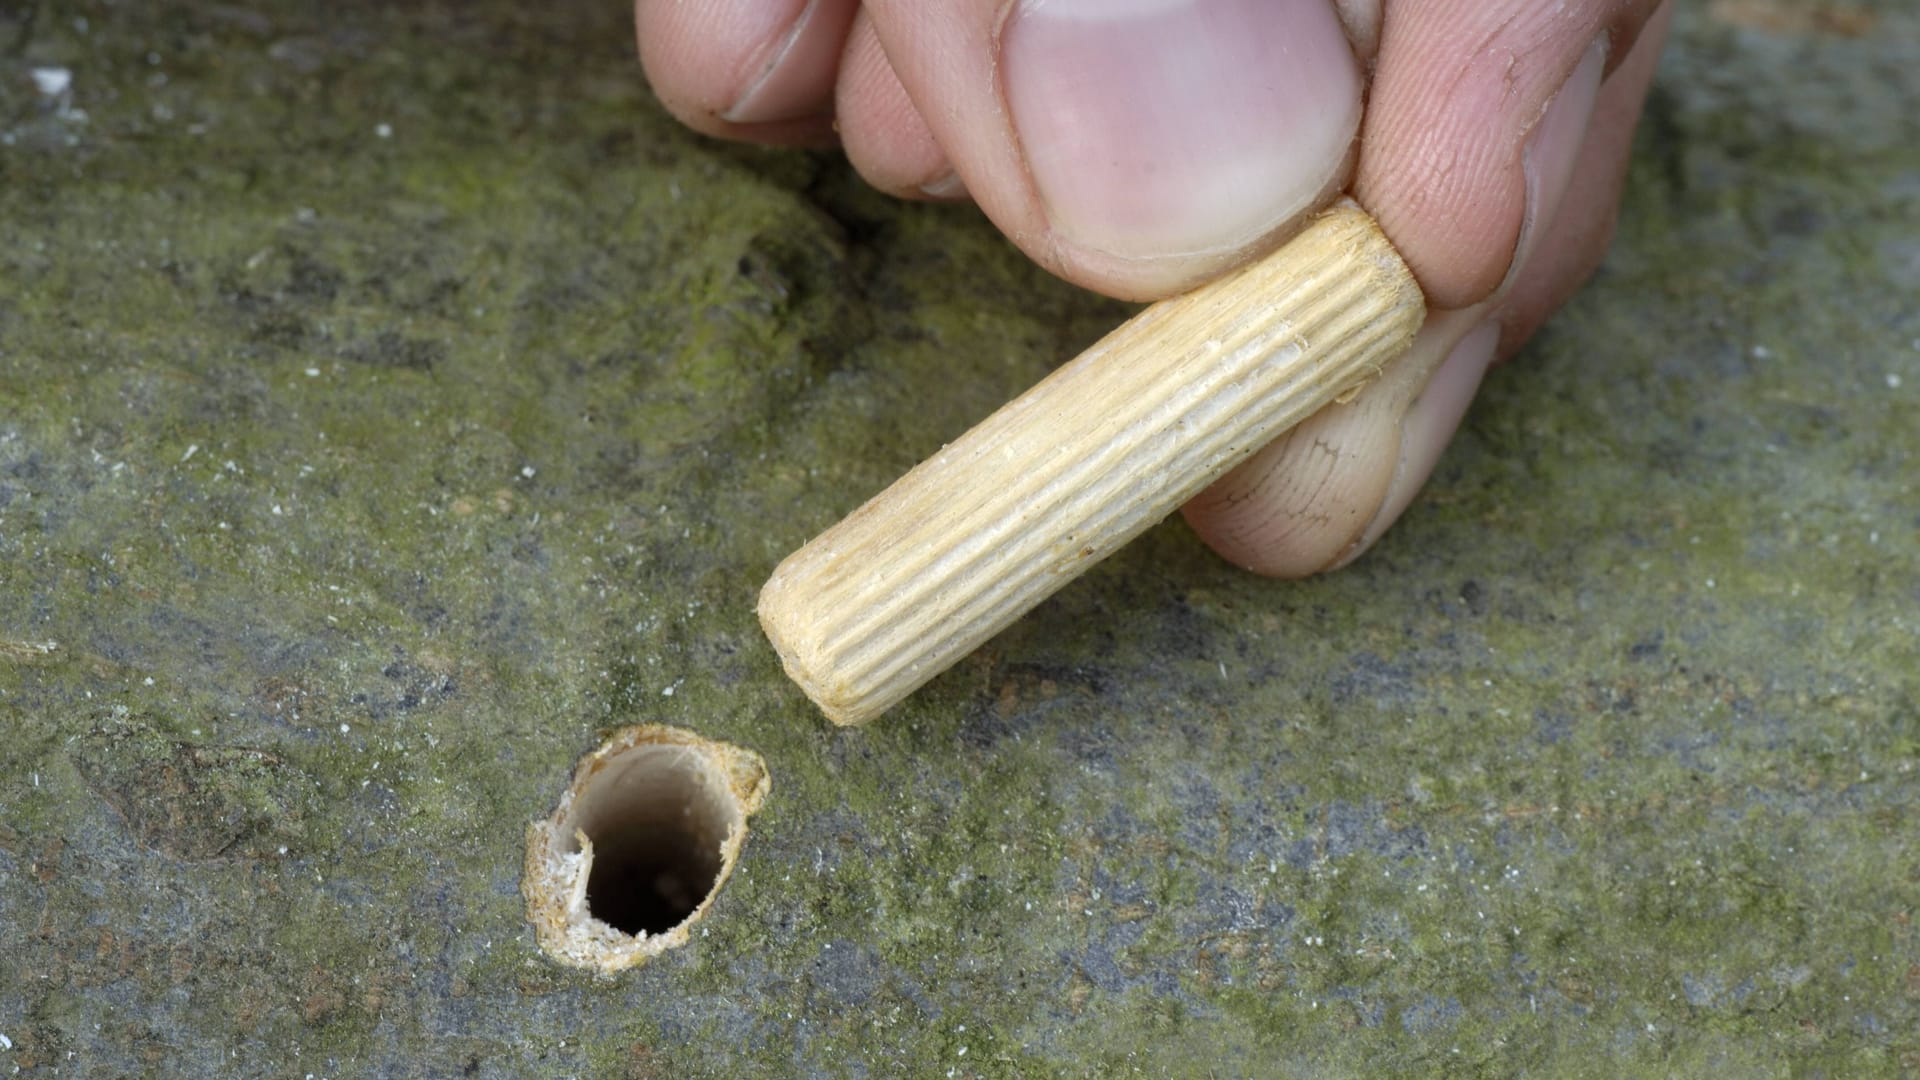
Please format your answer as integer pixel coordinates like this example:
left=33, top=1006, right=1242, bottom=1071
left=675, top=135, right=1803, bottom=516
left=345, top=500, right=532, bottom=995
left=523, top=725, right=769, bottom=972
left=578, top=752, right=726, bottom=935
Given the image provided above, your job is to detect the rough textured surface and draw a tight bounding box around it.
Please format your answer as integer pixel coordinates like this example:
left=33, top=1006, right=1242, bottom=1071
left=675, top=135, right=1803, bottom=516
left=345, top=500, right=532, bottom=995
left=1, top=1, right=1915, bottom=1076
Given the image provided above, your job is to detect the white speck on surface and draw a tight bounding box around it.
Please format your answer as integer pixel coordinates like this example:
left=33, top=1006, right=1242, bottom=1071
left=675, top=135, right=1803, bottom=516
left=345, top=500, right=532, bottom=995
left=1750, top=344, right=1772, bottom=360
left=143, top=677, right=154, bottom=686
left=521, top=465, right=536, bottom=478
left=375, top=122, right=392, bottom=139
left=339, top=723, right=350, bottom=734
left=271, top=504, right=283, bottom=516
left=181, top=443, right=199, bottom=463
left=31, top=67, right=72, bottom=98
left=305, top=367, right=320, bottom=377
left=1890, top=373, right=1904, bottom=389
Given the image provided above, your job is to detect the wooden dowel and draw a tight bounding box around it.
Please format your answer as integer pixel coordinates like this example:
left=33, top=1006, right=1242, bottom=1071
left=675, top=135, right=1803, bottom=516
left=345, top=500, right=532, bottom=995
left=759, top=202, right=1425, bottom=725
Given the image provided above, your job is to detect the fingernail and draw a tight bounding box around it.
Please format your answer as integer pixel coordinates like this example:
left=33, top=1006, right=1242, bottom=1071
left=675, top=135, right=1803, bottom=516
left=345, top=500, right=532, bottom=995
left=918, top=171, right=968, bottom=200
left=1001, top=0, right=1362, bottom=263
left=1507, top=41, right=1606, bottom=288
left=722, top=0, right=840, bottom=125
left=1334, top=319, right=1501, bottom=566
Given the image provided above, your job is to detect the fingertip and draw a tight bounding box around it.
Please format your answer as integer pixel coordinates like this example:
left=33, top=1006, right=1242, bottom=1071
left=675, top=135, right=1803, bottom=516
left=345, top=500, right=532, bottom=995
left=1326, top=320, right=1499, bottom=569
left=1356, top=1, right=1666, bottom=309
left=1181, top=402, right=1397, bottom=578
left=835, top=10, right=958, bottom=199
left=1182, top=310, right=1496, bottom=577
left=1496, top=2, right=1673, bottom=354
left=1355, top=29, right=1534, bottom=308
left=636, top=0, right=856, bottom=146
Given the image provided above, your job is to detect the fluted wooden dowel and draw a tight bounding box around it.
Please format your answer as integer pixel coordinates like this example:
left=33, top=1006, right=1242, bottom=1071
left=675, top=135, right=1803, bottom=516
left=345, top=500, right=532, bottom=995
left=759, top=202, right=1425, bottom=725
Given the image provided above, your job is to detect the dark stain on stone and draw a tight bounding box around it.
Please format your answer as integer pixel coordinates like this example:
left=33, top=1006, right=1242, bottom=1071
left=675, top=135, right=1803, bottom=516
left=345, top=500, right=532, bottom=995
left=959, top=660, right=1110, bottom=749
left=1534, top=708, right=1576, bottom=745
left=70, top=719, right=317, bottom=861
left=805, top=940, right=884, bottom=1010
left=347, top=656, right=457, bottom=719
left=344, top=331, right=445, bottom=371
left=1458, top=578, right=1487, bottom=617
left=1329, top=651, right=1418, bottom=710
left=1629, top=630, right=1666, bottom=661
left=283, top=248, right=344, bottom=304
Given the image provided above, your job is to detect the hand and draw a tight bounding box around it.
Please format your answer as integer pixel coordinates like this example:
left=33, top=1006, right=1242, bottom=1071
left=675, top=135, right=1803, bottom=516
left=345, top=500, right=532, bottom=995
left=637, top=0, right=1672, bottom=575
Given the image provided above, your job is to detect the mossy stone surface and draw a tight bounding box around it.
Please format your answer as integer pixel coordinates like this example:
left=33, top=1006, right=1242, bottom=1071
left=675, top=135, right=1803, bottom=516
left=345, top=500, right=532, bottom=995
left=2, top=1, right=1917, bottom=1075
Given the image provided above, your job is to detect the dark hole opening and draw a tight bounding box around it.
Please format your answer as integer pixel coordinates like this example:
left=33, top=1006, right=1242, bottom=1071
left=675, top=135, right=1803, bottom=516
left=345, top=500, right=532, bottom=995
left=570, top=747, right=733, bottom=938
left=583, top=823, right=721, bottom=936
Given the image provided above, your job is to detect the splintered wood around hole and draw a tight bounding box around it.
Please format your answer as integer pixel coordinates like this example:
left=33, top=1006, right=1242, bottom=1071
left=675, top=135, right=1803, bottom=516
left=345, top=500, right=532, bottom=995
left=522, top=725, right=769, bottom=972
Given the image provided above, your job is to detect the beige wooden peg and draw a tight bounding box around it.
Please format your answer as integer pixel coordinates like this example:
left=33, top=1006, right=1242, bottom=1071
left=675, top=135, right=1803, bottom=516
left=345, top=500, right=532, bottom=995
left=759, top=201, right=1426, bottom=725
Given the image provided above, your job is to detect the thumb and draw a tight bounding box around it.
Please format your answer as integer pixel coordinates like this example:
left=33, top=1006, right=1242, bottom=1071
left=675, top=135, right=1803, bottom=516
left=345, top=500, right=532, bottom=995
left=863, top=0, right=1368, bottom=301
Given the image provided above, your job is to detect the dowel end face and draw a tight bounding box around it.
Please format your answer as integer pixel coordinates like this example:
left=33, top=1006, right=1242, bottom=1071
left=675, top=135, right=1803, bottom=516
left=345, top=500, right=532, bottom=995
left=757, top=563, right=889, bottom=728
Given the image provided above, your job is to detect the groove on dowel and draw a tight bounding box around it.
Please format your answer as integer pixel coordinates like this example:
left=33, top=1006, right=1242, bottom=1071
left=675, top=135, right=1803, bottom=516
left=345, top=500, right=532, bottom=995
left=759, top=203, right=1426, bottom=726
